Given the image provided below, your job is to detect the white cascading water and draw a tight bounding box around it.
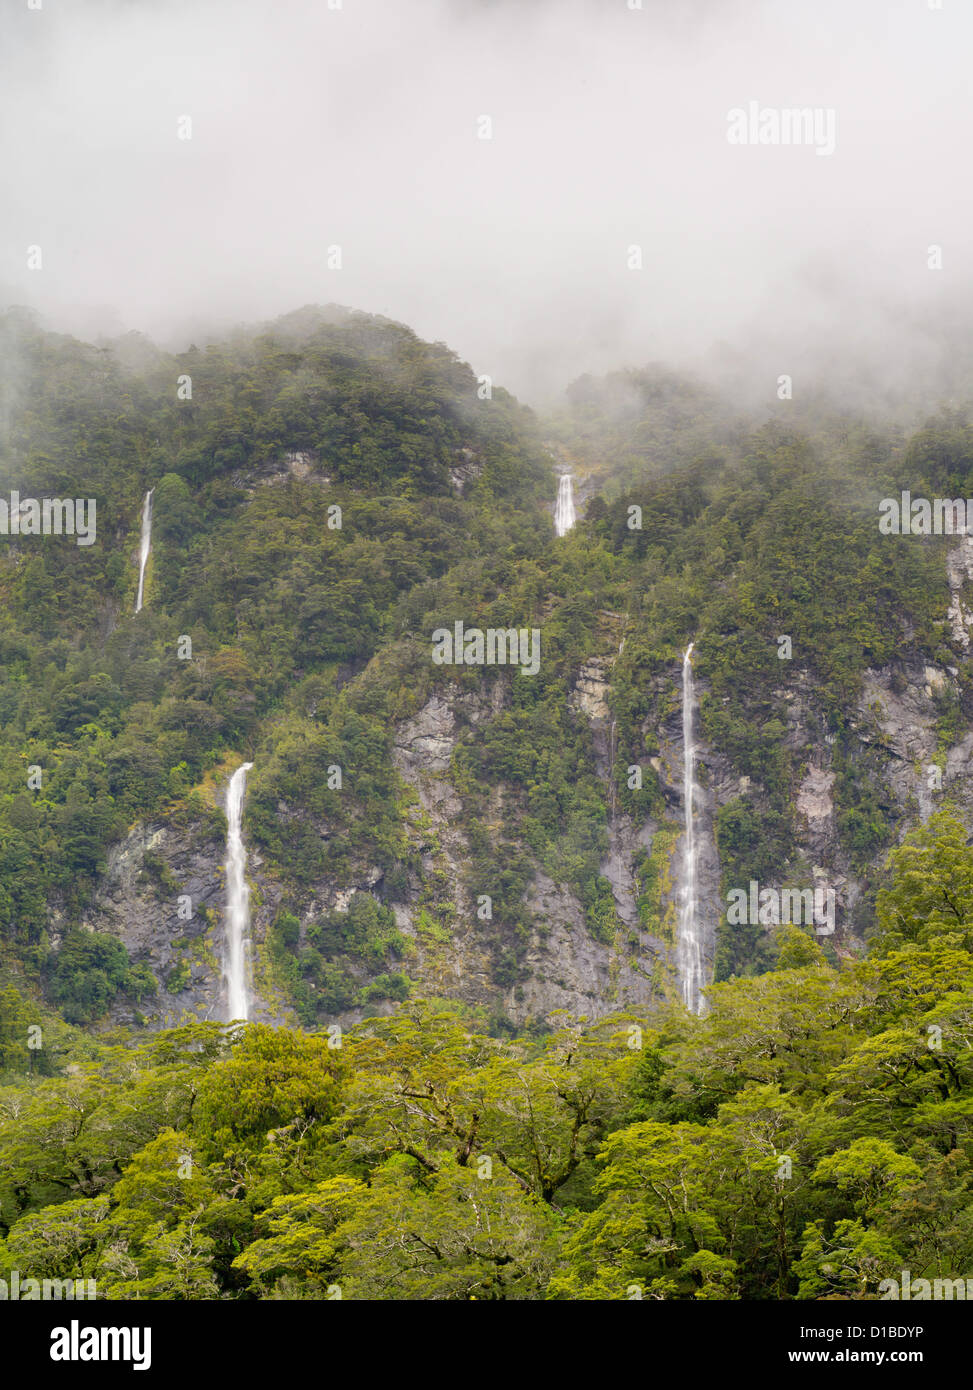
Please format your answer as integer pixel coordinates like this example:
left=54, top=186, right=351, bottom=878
left=676, top=643, right=705, bottom=1014
left=223, top=762, right=254, bottom=1023
left=554, top=473, right=576, bottom=536
left=134, top=488, right=154, bottom=614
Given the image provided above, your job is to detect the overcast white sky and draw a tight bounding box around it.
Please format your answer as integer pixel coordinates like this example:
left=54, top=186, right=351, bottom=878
left=2, top=0, right=971, bottom=405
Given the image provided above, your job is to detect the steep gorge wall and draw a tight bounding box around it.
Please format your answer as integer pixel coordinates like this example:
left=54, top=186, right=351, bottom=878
left=82, top=539, right=973, bottom=1031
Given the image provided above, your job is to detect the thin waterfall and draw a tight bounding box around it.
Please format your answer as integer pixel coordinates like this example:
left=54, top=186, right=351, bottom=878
left=676, top=643, right=705, bottom=1013
left=554, top=474, right=576, bottom=536
left=135, top=488, right=154, bottom=614
left=223, top=762, right=254, bottom=1022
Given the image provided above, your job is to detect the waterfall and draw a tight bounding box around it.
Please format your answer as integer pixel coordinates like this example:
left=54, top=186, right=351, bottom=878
left=554, top=474, right=576, bottom=536
left=676, top=643, right=705, bottom=1014
left=223, top=762, right=254, bottom=1023
left=134, top=488, right=154, bottom=614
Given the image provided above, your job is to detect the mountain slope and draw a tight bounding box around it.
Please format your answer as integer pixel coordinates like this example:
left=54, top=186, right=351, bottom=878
left=1, top=309, right=973, bottom=1037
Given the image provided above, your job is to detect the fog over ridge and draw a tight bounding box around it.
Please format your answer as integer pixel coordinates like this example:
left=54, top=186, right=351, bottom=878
left=2, top=0, right=971, bottom=410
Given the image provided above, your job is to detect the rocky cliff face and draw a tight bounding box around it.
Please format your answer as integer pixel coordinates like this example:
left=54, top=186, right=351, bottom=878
left=386, top=677, right=663, bottom=1023
left=86, top=821, right=226, bottom=1027
left=88, top=819, right=293, bottom=1030
left=82, top=536, right=973, bottom=1030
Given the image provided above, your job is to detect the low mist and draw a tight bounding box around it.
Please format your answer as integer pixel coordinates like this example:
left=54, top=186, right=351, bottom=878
left=2, top=0, right=972, bottom=411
